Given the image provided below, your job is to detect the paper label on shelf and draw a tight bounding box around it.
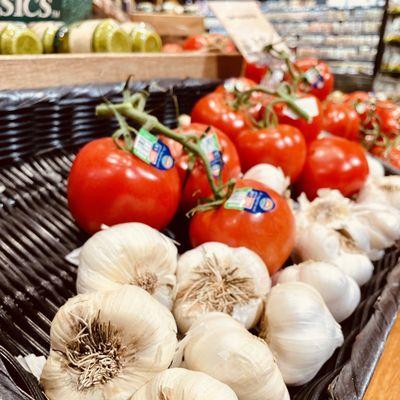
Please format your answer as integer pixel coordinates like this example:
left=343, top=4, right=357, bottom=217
left=209, top=1, right=289, bottom=64
left=225, top=187, right=275, bottom=214
left=282, top=97, right=320, bottom=121
left=133, top=128, right=174, bottom=171
left=200, top=133, right=224, bottom=178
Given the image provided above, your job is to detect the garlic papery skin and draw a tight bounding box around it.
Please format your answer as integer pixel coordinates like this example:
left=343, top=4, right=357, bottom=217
left=40, top=285, right=178, bottom=400
left=366, top=154, right=385, bottom=179
left=261, top=282, right=344, bottom=386
left=130, top=368, right=238, bottom=400
left=296, top=190, right=371, bottom=254
left=357, top=175, right=400, bottom=210
left=294, top=222, right=374, bottom=286
left=243, top=164, right=290, bottom=196
left=173, top=242, right=271, bottom=333
left=77, top=222, right=178, bottom=309
left=174, top=312, right=289, bottom=400
left=274, top=261, right=360, bottom=322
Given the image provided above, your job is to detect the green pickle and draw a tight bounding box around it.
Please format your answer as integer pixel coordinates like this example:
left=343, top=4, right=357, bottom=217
left=29, top=22, right=65, bottom=54
left=121, top=22, right=162, bottom=52
left=0, top=22, right=42, bottom=55
left=54, top=19, right=131, bottom=53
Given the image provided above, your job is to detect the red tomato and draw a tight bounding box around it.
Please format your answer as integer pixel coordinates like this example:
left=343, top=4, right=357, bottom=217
left=375, top=100, right=400, bottom=136
left=268, top=94, right=323, bottom=143
left=189, top=179, right=295, bottom=274
left=191, top=92, right=253, bottom=142
left=296, top=137, right=369, bottom=199
left=243, top=60, right=269, bottom=84
left=163, top=123, right=241, bottom=212
left=344, top=91, right=374, bottom=123
left=323, top=102, right=361, bottom=141
left=293, top=58, right=334, bottom=101
left=235, top=124, right=306, bottom=182
left=183, top=33, right=236, bottom=53
left=68, top=138, right=181, bottom=233
left=162, top=43, right=183, bottom=53
left=215, top=78, right=269, bottom=121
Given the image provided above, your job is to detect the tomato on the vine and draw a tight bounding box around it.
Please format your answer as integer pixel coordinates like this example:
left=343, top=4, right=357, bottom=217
left=323, top=102, right=361, bottom=141
left=296, top=137, right=369, bottom=199
left=163, top=123, right=241, bottom=212
left=189, top=179, right=295, bottom=274
left=182, top=33, right=236, bottom=53
left=287, top=58, right=334, bottom=101
left=235, top=124, right=306, bottom=182
left=243, top=60, right=269, bottom=84
left=68, top=138, right=181, bottom=234
left=372, top=144, right=400, bottom=170
left=191, top=92, right=254, bottom=142
left=265, top=94, right=323, bottom=143
left=375, top=101, right=400, bottom=136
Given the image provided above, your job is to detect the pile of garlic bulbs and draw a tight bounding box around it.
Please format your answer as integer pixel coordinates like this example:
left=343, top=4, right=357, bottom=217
left=38, top=170, right=399, bottom=399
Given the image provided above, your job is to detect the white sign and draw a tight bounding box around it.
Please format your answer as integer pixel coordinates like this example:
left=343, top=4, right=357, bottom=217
left=209, top=1, right=289, bottom=63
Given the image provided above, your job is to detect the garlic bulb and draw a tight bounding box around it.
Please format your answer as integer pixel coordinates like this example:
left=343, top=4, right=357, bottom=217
left=173, top=242, right=271, bottom=333
left=294, top=222, right=374, bottom=286
left=130, top=368, right=238, bottom=400
left=243, top=164, right=290, bottom=196
left=77, top=223, right=178, bottom=309
left=296, top=190, right=371, bottom=254
left=41, top=285, right=178, bottom=400
left=274, top=261, right=360, bottom=322
left=366, top=154, right=385, bottom=179
left=357, top=175, right=400, bottom=210
left=261, top=282, right=344, bottom=385
left=173, top=312, right=289, bottom=400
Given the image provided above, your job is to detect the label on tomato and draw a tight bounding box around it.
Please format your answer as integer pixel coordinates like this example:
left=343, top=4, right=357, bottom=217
left=133, top=128, right=174, bottom=170
left=224, top=187, right=275, bottom=214
left=200, top=133, right=224, bottom=178
left=304, top=67, right=325, bottom=89
left=282, top=97, right=319, bottom=121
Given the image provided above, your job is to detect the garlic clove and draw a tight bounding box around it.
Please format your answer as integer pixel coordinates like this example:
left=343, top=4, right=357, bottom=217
left=330, top=252, right=374, bottom=286
left=261, top=282, right=344, bottom=386
left=275, top=261, right=360, bottom=322
left=175, top=312, right=289, bottom=400
left=243, top=163, right=290, bottom=196
left=173, top=242, right=271, bottom=333
left=41, top=285, right=178, bottom=400
left=129, top=368, right=239, bottom=399
left=77, top=222, right=178, bottom=309
left=366, top=154, right=385, bottom=179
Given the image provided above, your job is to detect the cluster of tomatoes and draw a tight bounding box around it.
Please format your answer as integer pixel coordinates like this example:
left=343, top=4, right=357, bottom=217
left=67, top=56, right=398, bottom=275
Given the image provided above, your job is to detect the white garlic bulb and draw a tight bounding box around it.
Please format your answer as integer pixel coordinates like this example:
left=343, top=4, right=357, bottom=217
left=174, top=312, right=289, bottom=400
left=296, top=190, right=371, bottom=254
left=130, top=368, right=238, bottom=400
left=366, top=154, right=385, bottom=179
left=357, top=175, right=400, bottom=210
left=294, top=222, right=374, bottom=286
left=243, top=164, right=290, bottom=196
left=261, top=282, right=344, bottom=386
left=274, top=261, right=360, bottom=322
left=77, top=223, right=178, bottom=309
left=41, top=285, right=178, bottom=400
left=173, top=242, right=271, bottom=333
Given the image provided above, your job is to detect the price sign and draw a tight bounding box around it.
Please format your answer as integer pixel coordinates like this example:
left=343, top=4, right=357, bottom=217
left=209, top=0, right=289, bottom=64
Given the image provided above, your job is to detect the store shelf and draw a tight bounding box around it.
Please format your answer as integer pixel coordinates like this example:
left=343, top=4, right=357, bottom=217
left=0, top=53, right=243, bottom=90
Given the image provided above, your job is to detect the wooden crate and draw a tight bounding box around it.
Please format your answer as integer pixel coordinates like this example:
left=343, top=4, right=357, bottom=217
left=0, top=52, right=243, bottom=90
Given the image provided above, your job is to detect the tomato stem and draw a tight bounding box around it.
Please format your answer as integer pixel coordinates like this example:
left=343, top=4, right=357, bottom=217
left=96, top=98, right=228, bottom=201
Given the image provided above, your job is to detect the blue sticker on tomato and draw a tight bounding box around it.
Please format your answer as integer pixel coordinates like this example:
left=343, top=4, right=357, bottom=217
left=225, top=187, right=275, bottom=214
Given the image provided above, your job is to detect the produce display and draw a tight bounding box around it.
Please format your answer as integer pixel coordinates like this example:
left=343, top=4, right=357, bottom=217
left=0, top=19, right=162, bottom=55
left=32, top=50, right=400, bottom=399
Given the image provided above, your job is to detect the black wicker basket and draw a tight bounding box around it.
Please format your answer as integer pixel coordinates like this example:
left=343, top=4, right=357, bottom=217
left=0, top=79, right=399, bottom=400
